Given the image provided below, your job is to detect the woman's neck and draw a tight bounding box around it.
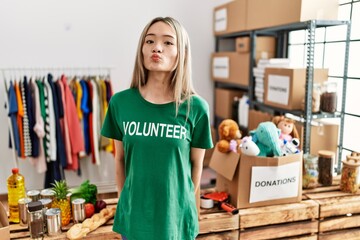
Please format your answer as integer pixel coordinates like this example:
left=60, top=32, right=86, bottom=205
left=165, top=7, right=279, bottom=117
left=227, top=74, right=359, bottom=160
left=140, top=72, right=174, bottom=104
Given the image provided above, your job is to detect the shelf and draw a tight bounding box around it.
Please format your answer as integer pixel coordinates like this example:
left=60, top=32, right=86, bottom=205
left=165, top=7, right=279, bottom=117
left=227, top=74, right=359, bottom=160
left=254, top=20, right=349, bottom=34
left=214, top=20, right=350, bottom=40
left=214, top=81, right=249, bottom=91
left=252, top=101, right=342, bottom=119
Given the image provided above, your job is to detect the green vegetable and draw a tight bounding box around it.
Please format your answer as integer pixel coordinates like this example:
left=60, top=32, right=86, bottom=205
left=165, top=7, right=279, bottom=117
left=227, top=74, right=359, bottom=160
left=69, top=180, right=98, bottom=205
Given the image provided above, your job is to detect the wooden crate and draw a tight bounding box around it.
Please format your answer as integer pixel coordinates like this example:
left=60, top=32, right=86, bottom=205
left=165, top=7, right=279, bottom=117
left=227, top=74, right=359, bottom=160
left=198, top=207, right=239, bottom=235
left=304, top=184, right=360, bottom=240
left=238, top=200, right=319, bottom=240
left=9, top=198, right=121, bottom=240
left=197, top=230, right=239, bottom=240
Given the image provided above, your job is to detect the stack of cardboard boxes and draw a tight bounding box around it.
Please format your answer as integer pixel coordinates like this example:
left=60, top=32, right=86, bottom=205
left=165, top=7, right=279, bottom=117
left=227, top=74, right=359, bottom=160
left=209, top=0, right=340, bottom=209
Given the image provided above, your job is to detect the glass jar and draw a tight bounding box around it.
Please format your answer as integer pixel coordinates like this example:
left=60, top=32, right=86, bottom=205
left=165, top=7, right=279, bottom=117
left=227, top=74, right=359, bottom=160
left=318, top=150, right=335, bottom=186
left=28, top=201, right=44, bottom=239
left=320, top=81, right=337, bottom=113
left=303, top=154, right=319, bottom=189
left=340, top=155, right=360, bottom=193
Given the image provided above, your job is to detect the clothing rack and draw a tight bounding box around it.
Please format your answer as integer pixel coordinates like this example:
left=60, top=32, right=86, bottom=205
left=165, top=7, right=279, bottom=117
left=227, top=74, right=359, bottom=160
left=1, top=67, right=113, bottom=169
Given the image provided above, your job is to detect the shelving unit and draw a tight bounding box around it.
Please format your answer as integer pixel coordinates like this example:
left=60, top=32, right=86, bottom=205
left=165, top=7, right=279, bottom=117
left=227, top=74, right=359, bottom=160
left=214, top=20, right=351, bottom=173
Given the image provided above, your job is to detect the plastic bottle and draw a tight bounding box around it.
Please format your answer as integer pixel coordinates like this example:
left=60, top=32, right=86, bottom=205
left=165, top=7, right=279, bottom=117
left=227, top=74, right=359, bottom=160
left=7, top=168, right=26, bottom=223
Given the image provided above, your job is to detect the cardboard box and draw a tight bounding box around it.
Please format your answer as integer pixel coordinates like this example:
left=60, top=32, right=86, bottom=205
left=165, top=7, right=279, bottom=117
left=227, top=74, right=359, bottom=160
left=264, top=68, right=328, bottom=110
left=0, top=202, right=10, bottom=240
left=236, top=36, right=276, bottom=63
left=248, top=109, right=273, bottom=132
left=212, top=52, right=250, bottom=86
left=203, top=126, right=217, bottom=167
left=214, top=0, right=247, bottom=35
left=210, top=145, right=303, bottom=209
left=215, top=88, right=245, bottom=119
left=247, top=0, right=339, bottom=30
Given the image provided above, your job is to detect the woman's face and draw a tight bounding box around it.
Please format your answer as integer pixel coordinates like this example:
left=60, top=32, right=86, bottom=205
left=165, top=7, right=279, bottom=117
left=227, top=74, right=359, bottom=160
left=142, top=21, right=178, bottom=73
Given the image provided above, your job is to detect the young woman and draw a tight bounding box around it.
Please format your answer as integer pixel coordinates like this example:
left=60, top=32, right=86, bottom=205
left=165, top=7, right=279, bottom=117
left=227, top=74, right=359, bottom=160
left=101, top=16, right=213, bottom=240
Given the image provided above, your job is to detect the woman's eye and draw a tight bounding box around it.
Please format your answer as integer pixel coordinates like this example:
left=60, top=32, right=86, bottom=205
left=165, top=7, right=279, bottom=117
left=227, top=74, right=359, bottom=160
left=145, top=39, right=154, bottom=44
left=165, top=41, right=174, bottom=46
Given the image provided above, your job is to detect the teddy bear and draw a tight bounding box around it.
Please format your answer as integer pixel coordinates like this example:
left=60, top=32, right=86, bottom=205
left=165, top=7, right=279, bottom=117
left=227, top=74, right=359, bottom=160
left=272, top=116, right=299, bottom=142
left=217, top=119, right=242, bottom=153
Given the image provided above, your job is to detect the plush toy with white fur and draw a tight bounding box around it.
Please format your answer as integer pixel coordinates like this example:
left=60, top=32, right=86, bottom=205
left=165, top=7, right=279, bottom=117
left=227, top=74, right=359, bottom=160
left=240, top=136, right=260, bottom=156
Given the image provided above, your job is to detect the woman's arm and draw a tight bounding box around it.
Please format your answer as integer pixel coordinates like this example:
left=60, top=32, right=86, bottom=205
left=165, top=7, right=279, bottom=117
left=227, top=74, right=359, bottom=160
left=190, top=147, right=206, bottom=193
left=114, top=139, right=126, bottom=198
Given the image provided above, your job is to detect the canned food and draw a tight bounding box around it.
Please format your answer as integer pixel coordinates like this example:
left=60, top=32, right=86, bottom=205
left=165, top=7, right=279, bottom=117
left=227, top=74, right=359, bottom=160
left=18, top=197, right=32, bottom=227
left=71, top=198, right=86, bottom=223
left=40, top=189, right=55, bottom=200
left=27, top=190, right=41, bottom=202
left=45, top=208, right=62, bottom=236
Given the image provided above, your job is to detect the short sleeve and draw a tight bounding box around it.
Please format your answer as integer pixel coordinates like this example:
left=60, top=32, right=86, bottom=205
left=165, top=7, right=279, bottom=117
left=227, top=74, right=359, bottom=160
left=101, top=98, right=123, bottom=141
left=191, top=104, right=213, bottom=149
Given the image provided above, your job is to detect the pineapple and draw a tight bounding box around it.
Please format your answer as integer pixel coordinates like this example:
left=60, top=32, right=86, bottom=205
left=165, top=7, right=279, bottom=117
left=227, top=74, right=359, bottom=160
left=51, top=180, right=71, bottom=226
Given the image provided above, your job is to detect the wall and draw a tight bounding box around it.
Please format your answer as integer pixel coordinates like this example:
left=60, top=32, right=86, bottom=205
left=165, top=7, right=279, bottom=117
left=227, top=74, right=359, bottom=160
left=0, top=0, right=231, bottom=194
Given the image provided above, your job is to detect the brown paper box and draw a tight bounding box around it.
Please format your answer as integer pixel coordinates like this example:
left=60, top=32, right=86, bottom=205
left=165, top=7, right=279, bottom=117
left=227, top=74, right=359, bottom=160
left=248, top=109, right=273, bottom=132
left=215, top=88, right=245, bottom=119
left=246, top=0, right=339, bottom=30
left=212, top=52, right=250, bottom=86
left=210, top=144, right=302, bottom=209
left=0, top=202, right=10, bottom=240
left=235, top=36, right=276, bottom=63
left=213, top=0, right=247, bottom=36
left=264, top=68, right=328, bottom=110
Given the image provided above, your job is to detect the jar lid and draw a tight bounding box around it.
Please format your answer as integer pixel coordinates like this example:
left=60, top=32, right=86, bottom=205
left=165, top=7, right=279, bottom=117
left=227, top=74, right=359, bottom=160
left=45, top=208, right=61, bottom=217
left=11, top=168, right=19, bottom=174
left=39, top=198, right=53, bottom=206
left=40, top=188, right=55, bottom=196
left=27, top=190, right=40, bottom=196
left=72, top=198, right=85, bottom=205
left=343, top=155, right=360, bottom=167
left=318, top=150, right=335, bottom=158
left=28, top=201, right=43, bottom=212
left=18, top=198, right=32, bottom=205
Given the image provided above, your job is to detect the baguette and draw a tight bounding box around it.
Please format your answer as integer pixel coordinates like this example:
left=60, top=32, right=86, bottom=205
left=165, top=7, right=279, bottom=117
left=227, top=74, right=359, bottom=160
left=66, top=207, right=116, bottom=240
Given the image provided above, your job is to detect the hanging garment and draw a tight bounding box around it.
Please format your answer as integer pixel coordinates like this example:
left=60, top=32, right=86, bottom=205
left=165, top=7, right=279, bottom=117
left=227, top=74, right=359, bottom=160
left=98, top=79, right=109, bottom=149
left=80, top=79, right=91, bottom=154
left=47, top=74, right=67, bottom=168
left=60, top=75, right=85, bottom=170
left=27, top=78, right=39, bottom=157
left=28, top=79, right=47, bottom=174
left=43, top=76, right=57, bottom=161
left=91, top=78, right=101, bottom=165
left=7, top=81, right=20, bottom=153
left=21, top=77, right=32, bottom=157
left=14, top=81, right=25, bottom=158
left=56, top=80, right=72, bottom=167
left=36, top=80, right=50, bottom=161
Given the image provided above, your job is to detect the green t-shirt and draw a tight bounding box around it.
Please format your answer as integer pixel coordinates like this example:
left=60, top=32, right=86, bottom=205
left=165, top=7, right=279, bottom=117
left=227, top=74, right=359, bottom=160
left=101, top=88, right=213, bottom=240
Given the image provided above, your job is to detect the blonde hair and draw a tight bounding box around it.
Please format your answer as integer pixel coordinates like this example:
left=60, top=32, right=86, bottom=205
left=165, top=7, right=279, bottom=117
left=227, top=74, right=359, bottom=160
left=130, top=16, right=195, bottom=115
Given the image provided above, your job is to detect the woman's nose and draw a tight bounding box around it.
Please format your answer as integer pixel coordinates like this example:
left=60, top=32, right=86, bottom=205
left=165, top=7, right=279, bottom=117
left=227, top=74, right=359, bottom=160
left=152, top=43, right=162, bottom=53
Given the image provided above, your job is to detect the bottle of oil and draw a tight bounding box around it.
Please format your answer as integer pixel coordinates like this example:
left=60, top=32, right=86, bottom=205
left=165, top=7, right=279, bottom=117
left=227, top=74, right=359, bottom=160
left=7, top=168, right=26, bottom=223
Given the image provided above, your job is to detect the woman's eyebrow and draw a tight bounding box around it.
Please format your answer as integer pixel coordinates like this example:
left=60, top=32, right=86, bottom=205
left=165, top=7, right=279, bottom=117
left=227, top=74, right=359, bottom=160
left=145, top=33, right=175, bottom=39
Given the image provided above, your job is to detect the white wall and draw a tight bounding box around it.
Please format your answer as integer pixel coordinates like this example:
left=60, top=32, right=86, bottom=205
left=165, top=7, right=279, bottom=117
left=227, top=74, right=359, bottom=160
left=0, top=0, right=231, bottom=194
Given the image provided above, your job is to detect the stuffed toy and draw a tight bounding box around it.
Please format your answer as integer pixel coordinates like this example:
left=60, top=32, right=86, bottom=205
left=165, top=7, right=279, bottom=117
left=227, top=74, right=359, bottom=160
left=240, top=136, right=260, bottom=156
left=217, top=119, right=242, bottom=153
left=249, top=121, right=283, bottom=157
left=281, top=138, right=300, bottom=156
left=272, top=116, right=299, bottom=142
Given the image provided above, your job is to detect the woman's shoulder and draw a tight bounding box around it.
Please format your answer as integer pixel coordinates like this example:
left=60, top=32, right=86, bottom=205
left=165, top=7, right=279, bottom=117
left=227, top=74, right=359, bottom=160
left=111, top=88, right=138, bottom=102
left=188, top=94, right=210, bottom=112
